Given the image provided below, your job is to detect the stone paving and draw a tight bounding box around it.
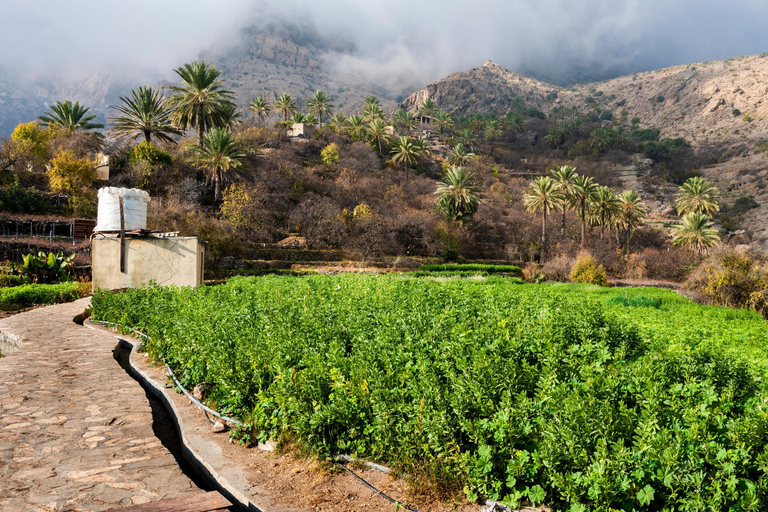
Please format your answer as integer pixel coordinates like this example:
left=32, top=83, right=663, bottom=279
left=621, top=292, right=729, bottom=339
left=0, top=299, right=201, bottom=512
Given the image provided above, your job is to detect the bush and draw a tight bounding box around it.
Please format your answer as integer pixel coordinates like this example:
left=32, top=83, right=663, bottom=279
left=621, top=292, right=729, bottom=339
left=418, top=263, right=522, bottom=274
left=599, top=110, right=613, bottom=121
left=542, top=255, right=573, bottom=282
left=570, top=252, right=609, bottom=286
left=132, top=141, right=173, bottom=166
left=732, top=108, right=742, bottom=116
left=685, top=247, right=768, bottom=309
left=13, top=251, right=75, bottom=284
left=0, top=281, right=90, bottom=308
left=656, top=95, right=665, bottom=103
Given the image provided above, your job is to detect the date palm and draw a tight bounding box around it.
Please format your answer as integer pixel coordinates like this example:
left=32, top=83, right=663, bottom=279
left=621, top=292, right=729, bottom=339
left=248, top=97, right=271, bottom=127
left=166, top=61, right=234, bottom=145
left=504, top=111, right=528, bottom=136
left=484, top=118, right=503, bottom=156
left=675, top=176, right=720, bottom=218
left=393, top=109, right=417, bottom=133
left=187, top=127, right=246, bottom=201
left=274, top=93, right=298, bottom=123
left=39, top=100, right=104, bottom=134
left=447, top=143, right=475, bottom=167
left=419, top=98, right=437, bottom=118
left=346, top=115, right=366, bottom=141
left=615, top=190, right=646, bottom=254
left=329, top=112, right=347, bottom=133
left=306, top=90, right=334, bottom=125
left=455, top=128, right=478, bottom=151
left=549, top=165, right=578, bottom=235
left=110, top=87, right=179, bottom=143
left=435, top=166, right=481, bottom=226
left=572, top=174, right=599, bottom=247
left=390, top=136, right=419, bottom=181
left=433, top=110, right=453, bottom=139
left=592, top=186, right=620, bottom=239
left=366, top=119, right=391, bottom=156
left=672, top=213, right=720, bottom=255
left=524, top=176, right=564, bottom=261
left=362, top=97, right=384, bottom=123
left=589, top=127, right=613, bottom=153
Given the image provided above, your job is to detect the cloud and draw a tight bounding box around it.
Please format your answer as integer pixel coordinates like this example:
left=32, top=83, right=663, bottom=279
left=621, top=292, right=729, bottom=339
left=1, top=0, right=767, bottom=86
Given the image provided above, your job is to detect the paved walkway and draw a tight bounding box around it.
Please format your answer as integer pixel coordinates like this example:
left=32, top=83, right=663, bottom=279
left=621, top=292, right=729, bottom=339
left=0, top=299, right=200, bottom=512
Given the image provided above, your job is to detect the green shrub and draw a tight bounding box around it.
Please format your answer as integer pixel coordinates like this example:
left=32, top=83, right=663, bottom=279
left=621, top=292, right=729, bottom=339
left=570, top=253, right=609, bottom=286
left=13, top=251, right=75, bottom=284
left=418, top=263, right=522, bottom=274
left=599, top=110, right=613, bottom=121
left=656, top=95, right=665, bottom=103
left=132, top=141, right=173, bottom=166
left=732, top=108, right=742, bottom=116
left=606, top=295, right=661, bottom=308
left=0, top=281, right=89, bottom=307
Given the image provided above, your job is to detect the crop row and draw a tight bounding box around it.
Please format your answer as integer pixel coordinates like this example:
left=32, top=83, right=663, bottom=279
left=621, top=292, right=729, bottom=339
left=91, top=275, right=768, bottom=511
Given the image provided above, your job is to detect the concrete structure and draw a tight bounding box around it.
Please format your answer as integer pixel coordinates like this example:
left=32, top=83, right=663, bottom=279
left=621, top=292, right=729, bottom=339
left=95, top=152, right=110, bottom=180
left=92, top=234, right=204, bottom=290
left=288, top=123, right=316, bottom=138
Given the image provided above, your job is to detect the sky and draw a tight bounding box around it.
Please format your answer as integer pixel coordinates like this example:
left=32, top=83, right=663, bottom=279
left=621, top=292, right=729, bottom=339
left=1, top=0, right=768, bottom=86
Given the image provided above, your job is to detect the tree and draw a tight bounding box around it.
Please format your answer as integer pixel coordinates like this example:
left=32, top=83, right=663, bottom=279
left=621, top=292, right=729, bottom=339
left=505, top=111, right=528, bottom=136
left=434, top=167, right=481, bottom=226
left=110, top=86, right=180, bottom=144
left=524, top=176, right=564, bottom=261
left=455, top=128, right=478, bottom=151
left=615, top=190, right=646, bottom=254
left=306, top=90, right=334, bottom=125
left=549, top=165, right=578, bottom=235
left=588, top=127, right=613, bottom=153
left=329, top=112, right=348, bottom=133
left=393, top=109, right=417, bottom=133
left=274, top=93, right=298, bottom=123
left=47, top=150, right=96, bottom=194
left=572, top=175, right=599, bottom=247
left=366, top=119, right=391, bottom=156
left=362, top=96, right=384, bottom=123
left=484, top=118, right=503, bottom=156
left=290, top=112, right=306, bottom=124
left=544, top=127, right=563, bottom=148
left=166, top=61, right=235, bottom=145
left=390, top=136, right=419, bottom=181
left=433, top=110, right=454, bottom=139
left=346, top=115, right=366, bottom=141
left=10, top=121, right=53, bottom=167
left=187, top=127, right=246, bottom=201
left=592, top=185, right=620, bottom=239
left=248, top=97, right=271, bottom=127
left=419, top=98, right=437, bottom=118
left=38, top=100, right=104, bottom=134
left=447, top=143, right=475, bottom=167
left=672, top=213, right=720, bottom=255
left=675, top=176, right=720, bottom=218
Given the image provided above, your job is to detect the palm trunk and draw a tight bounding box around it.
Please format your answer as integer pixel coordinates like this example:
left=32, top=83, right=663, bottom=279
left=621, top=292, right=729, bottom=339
left=144, top=131, right=151, bottom=143
left=214, top=171, right=222, bottom=202
left=198, top=124, right=205, bottom=146
left=580, top=199, right=586, bottom=248
left=561, top=207, right=566, bottom=236
left=600, top=211, right=605, bottom=240
left=542, top=209, right=547, bottom=262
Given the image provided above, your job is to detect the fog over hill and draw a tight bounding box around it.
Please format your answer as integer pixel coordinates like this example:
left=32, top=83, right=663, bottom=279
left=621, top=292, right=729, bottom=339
left=1, top=0, right=767, bottom=134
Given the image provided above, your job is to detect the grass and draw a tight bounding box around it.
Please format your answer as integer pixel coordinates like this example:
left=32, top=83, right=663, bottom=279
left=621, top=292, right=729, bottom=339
left=90, top=275, right=768, bottom=510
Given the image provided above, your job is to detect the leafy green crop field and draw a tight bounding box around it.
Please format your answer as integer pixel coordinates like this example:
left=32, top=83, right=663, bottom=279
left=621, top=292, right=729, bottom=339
left=0, top=281, right=90, bottom=308
left=91, top=275, right=768, bottom=511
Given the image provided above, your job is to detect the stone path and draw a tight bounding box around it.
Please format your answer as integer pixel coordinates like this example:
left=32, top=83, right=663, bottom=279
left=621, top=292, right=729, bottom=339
left=0, top=299, right=201, bottom=512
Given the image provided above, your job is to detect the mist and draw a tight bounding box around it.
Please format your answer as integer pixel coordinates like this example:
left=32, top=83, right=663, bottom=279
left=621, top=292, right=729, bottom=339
left=1, top=0, right=767, bottom=87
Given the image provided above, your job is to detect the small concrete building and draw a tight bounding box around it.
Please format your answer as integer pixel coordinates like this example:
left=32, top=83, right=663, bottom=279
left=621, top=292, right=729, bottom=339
left=288, top=123, right=316, bottom=138
left=92, top=234, right=204, bottom=290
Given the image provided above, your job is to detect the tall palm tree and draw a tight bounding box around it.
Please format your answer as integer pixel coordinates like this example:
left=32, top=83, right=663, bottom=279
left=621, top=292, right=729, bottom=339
left=572, top=175, right=599, bottom=247
left=248, top=97, right=271, bottom=127
left=484, top=118, right=503, bottom=156
left=110, top=87, right=179, bottom=143
left=419, top=98, right=437, bottom=118
left=549, top=165, right=578, bottom=235
left=675, top=176, right=720, bottom=218
left=447, top=143, right=475, bottom=167
left=455, top=128, right=478, bottom=151
left=187, top=127, right=246, bottom=201
left=218, top=101, right=242, bottom=131
left=504, top=111, right=528, bottom=136
left=434, top=167, right=481, bottom=226
left=589, top=128, right=613, bottom=153
left=390, top=136, right=420, bottom=181
left=166, top=61, right=234, bottom=145
left=274, top=93, right=298, bottom=123
left=433, top=110, right=454, bottom=139
left=306, top=90, right=334, bottom=125
left=592, top=186, right=620, bottom=239
left=38, top=100, right=104, bottom=134
left=672, top=213, right=720, bottom=256
left=544, top=128, right=564, bottom=148
left=393, top=109, right=417, bottom=134
left=362, top=98, right=384, bottom=123
left=524, top=176, right=564, bottom=261
left=329, top=112, right=347, bottom=133
left=366, top=119, right=391, bottom=156
left=346, top=115, right=366, bottom=141
left=615, top=190, right=646, bottom=254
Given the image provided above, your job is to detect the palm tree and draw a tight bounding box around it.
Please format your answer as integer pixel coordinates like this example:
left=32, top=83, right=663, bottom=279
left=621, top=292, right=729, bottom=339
left=434, top=167, right=481, bottom=226
left=248, top=97, right=271, bottom=127
left=455, top=128, right=478, bottom=151
left=390, top=136, right=419, bottom=181
left=505, top=112, right=528, bottom=137
left=572, top=175, right=599, bottom=247
left=675, top=176, right=720, bottom=218
left=306, top=90, right=334, bottom=125
left=166, top=61, right=234, bottom=145
left=524, top=176, right=564, bottom=261
left=615, top=190, right=646, bottom=254
left=109, top=87, right=179, bottom=143
left=329, top=112, right=347, bottom=133
left=290, top=112, right=306, bottom=124
left=302, top=113, right=318, bottom=126
left=346, top=115, right=366, bottom=141
left=611, top=126, right=629, bottom=149
left=419, top=98, right=437, bottom=118
left=484, top=118, right=503, bottom=156
left=672, top=213, right=720, bottom=255
left=39, top=100, right=104, bottom=134
left=187, top=127, right=246, bottom=201
left=274, top=93, right=298, bottom=123
left=549, top=165, right=578, bottom=235
left=446, top=143, right=475, bottom=167
left=366, top=119, right=391, bottom=155
left=544, top=128, right=564, bottom=148
left=362, top=97, right=384, bottom=123
left=589, top=127, right=613, bottom=153
left=433, top=110, right=454, bottom=139
left=393, top=109, right=417, bottom=134
left=592, top=186, right=620, bottom=239
left=218, top=101, right=242, bottom=131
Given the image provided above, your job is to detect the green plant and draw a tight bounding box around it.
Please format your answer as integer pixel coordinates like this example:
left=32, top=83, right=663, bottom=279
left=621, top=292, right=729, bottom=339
left=13, top=251, right=75, bottom=284
left=321, top=143, right=340, bottom=166
left=132, top=140, right=173, bottom=166
left=570, top=252, right=609, bottom=286
left=0, top=281, right=89, bottom=308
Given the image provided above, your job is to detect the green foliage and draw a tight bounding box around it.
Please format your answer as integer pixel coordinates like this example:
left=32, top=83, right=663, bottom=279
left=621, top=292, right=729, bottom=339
left=321, top=143, right=340, bottom=166
left=110, top=86, right=180, bottom=144
left=599, top=110, right=613, bottom=121
left=570, top=253, right=609, bottom=286
left=0, top=176, right=52, bottom=214
left=11, top=121, right=53, bottom=164
left=47, top=150, right=96, bottom=195
left=0, top=281, right=89, bottom=308
left=13, top=251, right=75, bottom=284
left=656, top=95, right=665, bottom=103
left=733, top=108, right=742, bottom=116
left=38, top=100, right=104, bottom=133
left=91, top=275, right=768, bottom=511
left=132, top=141, right=173, bottom=165
left=730, top=195, right=759, bottom=216
left=417, top=264, right=522, bottom=274
left=631, top=128, right=660, bottom=142
left=434, top=167, right=481, bottom=226
left=606, top=295, right=662, bottom=308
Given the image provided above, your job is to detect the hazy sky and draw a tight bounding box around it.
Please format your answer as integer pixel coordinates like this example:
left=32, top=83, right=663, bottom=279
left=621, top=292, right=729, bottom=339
left=1, top=0, right=767, bottom=85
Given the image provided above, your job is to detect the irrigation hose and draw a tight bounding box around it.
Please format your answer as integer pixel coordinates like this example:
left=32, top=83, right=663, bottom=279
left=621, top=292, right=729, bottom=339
left=335, top=462, right=425, bottom=512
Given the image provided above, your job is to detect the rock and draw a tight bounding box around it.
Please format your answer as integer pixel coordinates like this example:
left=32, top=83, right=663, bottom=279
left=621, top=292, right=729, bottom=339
left=191, top=383, right=208, bottom=400
left=257, top=440, right=277, bottom=452
left=212, top=421, right=228, bottom=433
